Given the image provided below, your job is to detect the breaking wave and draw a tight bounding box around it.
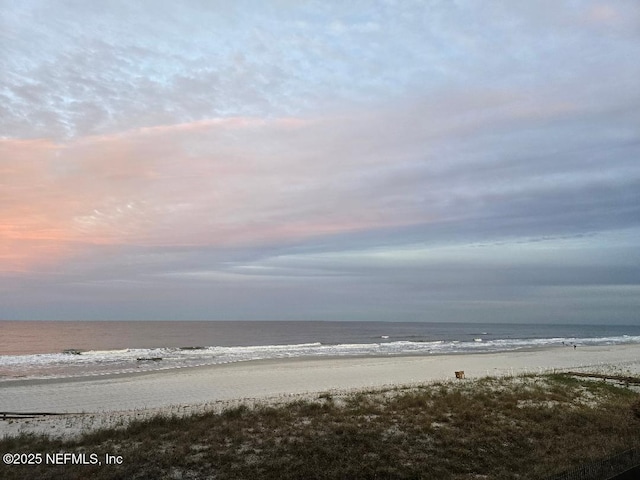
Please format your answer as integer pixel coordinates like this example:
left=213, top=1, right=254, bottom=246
left=1, top=335, right=639, bottom=381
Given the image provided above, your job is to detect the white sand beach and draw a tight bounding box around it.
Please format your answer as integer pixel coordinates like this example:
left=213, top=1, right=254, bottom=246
left=2, top=344, right=640, bottom=438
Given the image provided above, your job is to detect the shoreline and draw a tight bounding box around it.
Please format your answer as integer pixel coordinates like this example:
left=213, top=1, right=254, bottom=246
left=0, top=343, right=620, bottom=387
left=2, top=344, right=640, bottom=438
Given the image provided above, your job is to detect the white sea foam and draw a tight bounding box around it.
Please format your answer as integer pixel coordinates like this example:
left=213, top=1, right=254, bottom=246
left=2, top=335, right=640, bottom=381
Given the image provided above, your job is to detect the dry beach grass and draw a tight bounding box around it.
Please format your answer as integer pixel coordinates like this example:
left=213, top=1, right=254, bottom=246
left=2, top=372, right=640, bottom=480
left=3, top=345, right=640, bottom=478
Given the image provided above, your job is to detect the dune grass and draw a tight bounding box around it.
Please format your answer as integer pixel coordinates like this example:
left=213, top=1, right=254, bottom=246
left=1, top=373, right=639, bottom=479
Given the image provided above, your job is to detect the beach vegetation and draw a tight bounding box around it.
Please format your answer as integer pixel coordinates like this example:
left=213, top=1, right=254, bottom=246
left=1, top=373, right=639, bottom=479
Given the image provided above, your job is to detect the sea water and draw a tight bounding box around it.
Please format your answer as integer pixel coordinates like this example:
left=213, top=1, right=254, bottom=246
left=1, top=321, right=639, bottom=381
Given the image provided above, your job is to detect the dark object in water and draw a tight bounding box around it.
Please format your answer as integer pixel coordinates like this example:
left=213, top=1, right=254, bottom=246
left=137, top=357, right=163, bottom=362
left=62, top=349, right=82, bottom=355
left=179, top=346, right=204, bottom=350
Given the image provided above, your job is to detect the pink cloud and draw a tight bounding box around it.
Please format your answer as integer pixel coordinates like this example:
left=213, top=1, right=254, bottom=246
left=587, top=4, right=620, bottom=24
left=0, top=87, right=592, bottom=273
left=0, top=115, right=396, bottom=272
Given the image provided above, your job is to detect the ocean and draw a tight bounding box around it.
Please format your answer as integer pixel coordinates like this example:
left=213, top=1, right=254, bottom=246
left=1, top=321, right=639, bottom=381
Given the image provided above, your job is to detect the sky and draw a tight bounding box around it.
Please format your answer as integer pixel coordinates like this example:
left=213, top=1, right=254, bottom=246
left=1, top=0, right=639, bottom=323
